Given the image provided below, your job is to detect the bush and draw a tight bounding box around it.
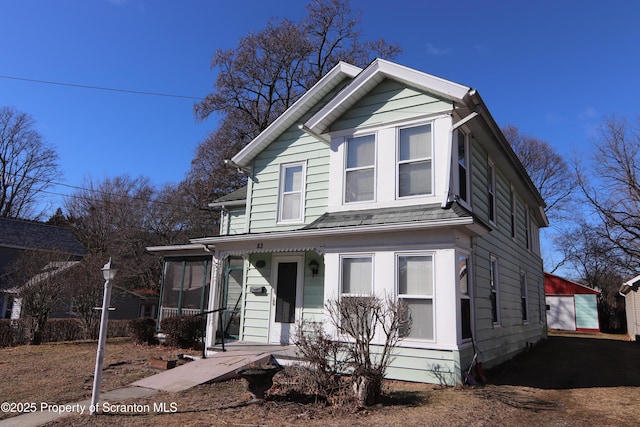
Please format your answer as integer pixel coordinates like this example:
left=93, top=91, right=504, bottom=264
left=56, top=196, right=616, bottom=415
left=42, top=319, right=84, bottom=342
left=107, top=319, right=132, bottom=338
left=129, top=317, right=157, bottom=345
left=0, top=320, right=28, bottom=347
left=160, top=315, right=202, bottom=348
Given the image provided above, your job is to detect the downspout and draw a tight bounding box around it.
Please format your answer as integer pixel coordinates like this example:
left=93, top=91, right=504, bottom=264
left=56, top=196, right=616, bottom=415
left=442, top=108, right=479, bottom=208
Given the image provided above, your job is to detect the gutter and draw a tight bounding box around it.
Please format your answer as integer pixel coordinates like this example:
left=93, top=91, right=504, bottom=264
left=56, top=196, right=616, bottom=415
left=190, top=216, right=480, bottom=245
left=299, top=124, right=330, bottom=145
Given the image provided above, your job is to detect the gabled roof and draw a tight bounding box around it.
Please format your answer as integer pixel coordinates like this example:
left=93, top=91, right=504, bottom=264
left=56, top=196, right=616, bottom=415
left=0, top=217, right=86, bottom=256
left=305, top=59, right=471, bottom=135
left=544, top=272, right=600, bottom=295
left=231, top=62, right=362, bottom=168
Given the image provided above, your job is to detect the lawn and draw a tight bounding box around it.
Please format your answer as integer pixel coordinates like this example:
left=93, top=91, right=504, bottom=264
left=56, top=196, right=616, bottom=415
left=1, top=333, right=640, bottom=426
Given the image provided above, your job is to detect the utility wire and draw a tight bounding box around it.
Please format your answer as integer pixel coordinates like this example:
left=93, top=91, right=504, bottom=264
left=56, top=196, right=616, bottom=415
left=0, top=75, right=204, bottom=100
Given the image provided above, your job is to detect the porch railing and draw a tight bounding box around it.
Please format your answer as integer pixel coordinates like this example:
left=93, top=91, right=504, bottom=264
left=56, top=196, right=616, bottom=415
left=160, top=307, right=202, bottom=320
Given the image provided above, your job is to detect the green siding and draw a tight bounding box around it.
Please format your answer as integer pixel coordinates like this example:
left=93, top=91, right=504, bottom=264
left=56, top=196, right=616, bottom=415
left=330, top=79, right=452, bottom=132
left=468, top=129, right=546, bottom=369
left=240, top=252, right=325, bottom=341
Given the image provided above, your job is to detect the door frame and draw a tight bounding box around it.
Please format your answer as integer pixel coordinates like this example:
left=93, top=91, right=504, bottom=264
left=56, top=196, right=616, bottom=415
left=269, top=254, right=304, bottom=344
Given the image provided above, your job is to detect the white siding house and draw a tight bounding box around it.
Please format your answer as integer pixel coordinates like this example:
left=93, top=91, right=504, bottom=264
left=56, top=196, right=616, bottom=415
left=150, top=59, right=548, bottom=385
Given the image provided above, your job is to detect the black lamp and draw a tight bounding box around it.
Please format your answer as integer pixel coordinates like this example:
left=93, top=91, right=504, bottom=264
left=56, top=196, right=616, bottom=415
left=308, top=259, right=319, bottom=276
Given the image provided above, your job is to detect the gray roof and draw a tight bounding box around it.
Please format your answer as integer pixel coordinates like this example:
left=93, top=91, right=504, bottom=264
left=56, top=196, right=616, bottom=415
left=213, top=186, right=247, bottom=204
left=0, top=217, right=86, bottom=256
left=303, top=203, right=480, bottom=230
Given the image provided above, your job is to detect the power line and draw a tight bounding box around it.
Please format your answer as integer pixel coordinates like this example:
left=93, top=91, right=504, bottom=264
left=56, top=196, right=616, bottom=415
left=0, top=75, right=205, bottom=100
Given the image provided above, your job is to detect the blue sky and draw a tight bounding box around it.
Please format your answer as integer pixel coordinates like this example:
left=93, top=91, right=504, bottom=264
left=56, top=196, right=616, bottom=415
left=1, top=0, right=638, bottom=218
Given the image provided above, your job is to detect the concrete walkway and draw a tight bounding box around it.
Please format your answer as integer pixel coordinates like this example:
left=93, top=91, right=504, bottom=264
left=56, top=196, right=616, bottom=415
left=0, top=345, right=296, bottom=427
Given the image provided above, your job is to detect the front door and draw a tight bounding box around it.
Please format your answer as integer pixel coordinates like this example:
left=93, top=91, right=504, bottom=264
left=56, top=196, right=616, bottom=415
left=269, top=255, right=303, bottom=344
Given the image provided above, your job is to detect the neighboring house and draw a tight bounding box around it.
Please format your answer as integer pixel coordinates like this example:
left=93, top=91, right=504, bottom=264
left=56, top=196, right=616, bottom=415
left=150, top=59, right=548, bottom=385
left=49, top=285, right=160, bottom=321
left=545, top=272, right=600, bottom=332
left=620, top=275, right=640, bottom=340
left=0, top=217, right=86, bottom=319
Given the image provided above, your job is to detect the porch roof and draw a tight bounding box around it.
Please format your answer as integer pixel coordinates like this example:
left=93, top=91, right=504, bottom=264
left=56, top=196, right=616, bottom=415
left=190, top=202, right=490, bottom=248
left=303, top=203, right=481, bottom=230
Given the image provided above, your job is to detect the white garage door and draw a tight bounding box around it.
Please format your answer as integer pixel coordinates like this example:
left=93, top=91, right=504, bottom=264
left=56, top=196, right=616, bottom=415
left=546, top=296, right=576, bottom=331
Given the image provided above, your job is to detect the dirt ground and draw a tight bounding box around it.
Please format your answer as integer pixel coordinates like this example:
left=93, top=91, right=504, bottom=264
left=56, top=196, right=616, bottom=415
left=2, top=332, right=640, bottom=426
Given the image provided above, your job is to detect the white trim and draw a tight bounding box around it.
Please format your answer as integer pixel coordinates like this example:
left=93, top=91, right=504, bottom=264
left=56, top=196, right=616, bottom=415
left=343, top=133, right=377, bottom=204
left=395, top=252, right=436, bottom=343
left=269, top=254, right=305, bottom=344
left=305, top=59, right=471, bottom=135
left=490, top=255, right=501, bottom=326
left=396, top=123, right=434, bottom=199
left=487, top=158, right=496, bottom=225
left=277, top=161, right=307, bottom=224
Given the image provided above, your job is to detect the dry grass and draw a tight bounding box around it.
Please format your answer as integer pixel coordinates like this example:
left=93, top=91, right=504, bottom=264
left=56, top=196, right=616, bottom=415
left=1, top=334, right=640, bottom=426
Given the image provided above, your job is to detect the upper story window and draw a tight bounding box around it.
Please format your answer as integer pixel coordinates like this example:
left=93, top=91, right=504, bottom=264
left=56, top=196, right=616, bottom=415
left=397, top=124, right=433, bottom=197
left=278, top=162, right=305, bottom=222
left=510, top=185, right=517, bottom=239
left=487, top=159, right=496, bottom=223
left=457, top=131, right=470, bottom=203
left=345, top=134, right=376, bottom=203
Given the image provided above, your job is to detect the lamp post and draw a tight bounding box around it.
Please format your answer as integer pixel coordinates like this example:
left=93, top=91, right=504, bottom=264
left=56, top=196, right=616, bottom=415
left=90, top=258, right=117, bottom=415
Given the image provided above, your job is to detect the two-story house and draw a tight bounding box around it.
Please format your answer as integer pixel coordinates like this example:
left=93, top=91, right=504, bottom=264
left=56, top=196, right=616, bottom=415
left=149, top=59, right=548, bottom=385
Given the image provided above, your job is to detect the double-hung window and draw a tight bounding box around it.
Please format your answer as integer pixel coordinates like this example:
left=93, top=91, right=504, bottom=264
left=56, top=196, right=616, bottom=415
left=398, top=124, right=432, bottom=197
left=459, top=254, right=472, bottom=340
left=520, top=270, right=529, bottom=322
left=278, top=162, right=305, bottom=222
left=490, top=255, right=500, bottom=325
left=457, top=131, right=469, bottom=203
left=345, top=134, right=376, bottom=203
left=397, top=254, right=434, bottom=340
left=488, top=159, right=496, bottom=223
left=341, top=256, right=373, bottom=296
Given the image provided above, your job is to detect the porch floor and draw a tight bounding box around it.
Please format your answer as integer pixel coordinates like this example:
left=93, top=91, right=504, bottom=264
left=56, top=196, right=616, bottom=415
left=132, top=342, right=299, bottom=392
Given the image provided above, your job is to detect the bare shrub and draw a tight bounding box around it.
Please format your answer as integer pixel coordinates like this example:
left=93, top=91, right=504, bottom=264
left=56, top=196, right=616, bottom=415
left=294, top=295, right=409, bottom=407
left=293, top=320, right=350, bottom=402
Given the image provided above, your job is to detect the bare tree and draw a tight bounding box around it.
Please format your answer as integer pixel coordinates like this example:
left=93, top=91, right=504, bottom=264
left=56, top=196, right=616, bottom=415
left=64, top=175, right=162, bottom=290
left=64, top=254, right=106, bottom=339
left=0, top=107, right=61, bottom=219
left=577, top=116, right=640, bottom=271
left=188, top=0, right=400, bottom=209
left=8, top=249, right=76, bottom=344
left=502, top=125, right=576, bottom=222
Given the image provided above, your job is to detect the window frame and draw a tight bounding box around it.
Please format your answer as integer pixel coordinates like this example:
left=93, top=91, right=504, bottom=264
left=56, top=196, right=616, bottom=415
left=340, top=255, right=374, bottom=297
left=396, top=252, right=435, bottom=342
left=510, top=185, right=517, bottom=240
left=456, top=129, right=471, bottom=206
left=344, top=133, right=377, bottom=204
left=458, top=253, right=473, bottom=341
left=490, top=255, right=501, bottom=326
left=520, top=269, right=529, bottom=323
left=277, top=161, right=306, bottom=223
left=487, top=158, right=496, bottom=224
left=396, top=123, right=434, bottom=198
